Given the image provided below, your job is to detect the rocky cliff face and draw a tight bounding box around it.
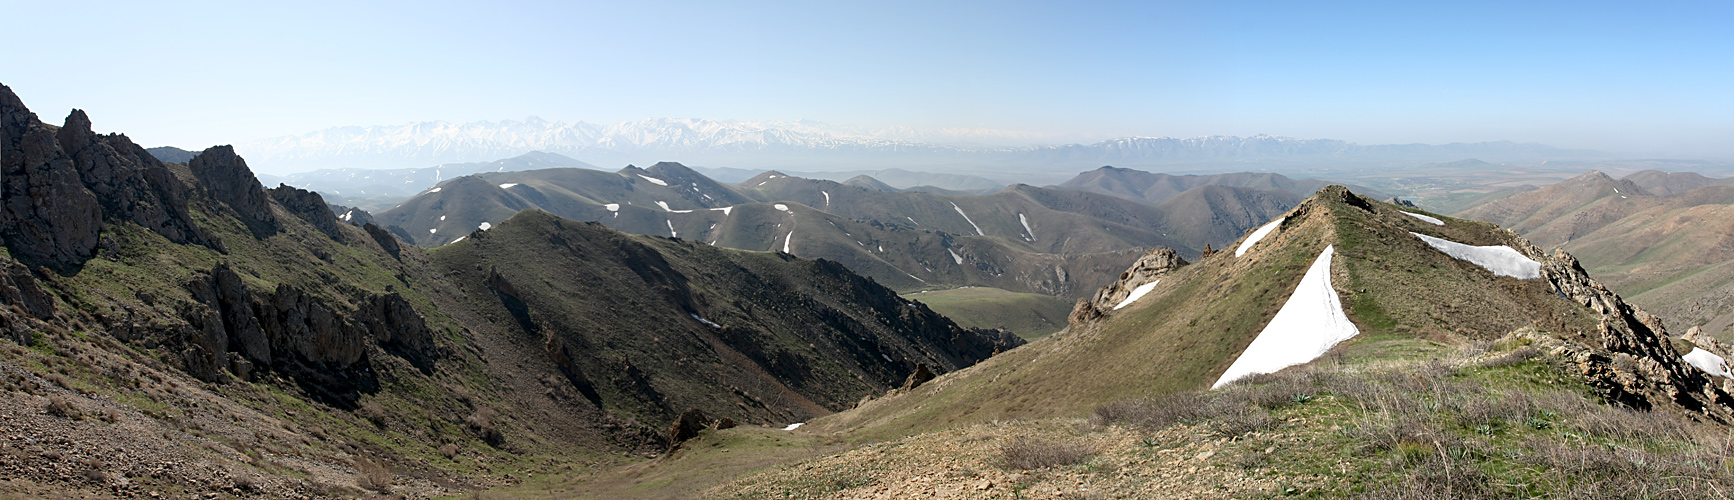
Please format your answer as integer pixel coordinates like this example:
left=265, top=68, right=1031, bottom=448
left=269, top=184, right=345, bottom=241
left=0, top=85, right=102, bottom=270
left=189, top=145, right=278, bottom=237
left=57, top=109, right=217, bottom=250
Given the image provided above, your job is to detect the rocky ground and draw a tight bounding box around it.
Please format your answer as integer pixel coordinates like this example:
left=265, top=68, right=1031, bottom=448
left=711, top=418, right=1304, bottom=499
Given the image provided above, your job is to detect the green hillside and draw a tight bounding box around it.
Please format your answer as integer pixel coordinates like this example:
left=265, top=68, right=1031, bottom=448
left=902, top=287, right=1077, bottom=340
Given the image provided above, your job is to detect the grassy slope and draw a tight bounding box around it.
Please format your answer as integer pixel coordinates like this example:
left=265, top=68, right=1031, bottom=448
left=902, top=287, right=1077, bottom=340
left=805, top=189, right=1602, bottom=443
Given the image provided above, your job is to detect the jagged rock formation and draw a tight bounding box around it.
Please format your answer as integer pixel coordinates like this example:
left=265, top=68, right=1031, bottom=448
left=269, top=184, right=345, bottom=241
left=189, top=145, right=278, bottom=237
left=1531, top=247, right=1734, bottom=422
left=57, top=109, right=217, bottom=249
left=1070, top=247, right=1190, bottom=325
left=0, top=86, right=102, bottom=270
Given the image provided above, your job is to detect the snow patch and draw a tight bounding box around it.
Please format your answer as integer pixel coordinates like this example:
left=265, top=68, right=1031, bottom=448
left=822, top=191, right=831, bottom=206
left=1018, top=213, right=1036, bottom=241
left=711, top=206, right=733, bottom=215
left=1236, top=218, right=1284, bottom=257
left=1683, top=348, right=1732, bottom=379
left=428, top=228, right=437, bottom=234
left=667, top=220, right=678, bottom=238
left=638, top=174, right=667, bottom=186
left=341, top=210, right=353, bottom=222
left=1402, top=212, right=1445, bottom=226
left=881, top=354, right=892, bottom=362
left=604, top=203, right=620, bottom=211
left=774, top=204, right=790, bottom=212
left=948, top=249, right=964, bottom=264
left=439, top=215, right=446, bottom=221
left=498, top=183, right=518, bottom=189
left=690, top=314, right=722, bottom=329
left=655, top=201, right=672, bottom=211
left=449, top=236, right=466, bottom=244
left=429, top=187, right=442, bottom=193
left=1214, top=245, right=1359, bottom=388
left=951, top=202, right=984, bottom=236
left=479, top=222, right=492, bottom=230
left=782, top=422, right=804, bottom=431
left=1113, top=280, right=1160, bottom=310
left=1410, top=232, right=1541, bottom=279
left=782, top=231, right=794, bottom=253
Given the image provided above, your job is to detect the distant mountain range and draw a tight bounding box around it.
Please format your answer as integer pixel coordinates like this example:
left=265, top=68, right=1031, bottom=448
left=236, top=117, right=1609, bottom=175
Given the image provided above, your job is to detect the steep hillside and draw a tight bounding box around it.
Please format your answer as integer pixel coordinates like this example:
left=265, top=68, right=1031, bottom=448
left=1624, top=169, right=1734, bottom=196
left=379, top=164, right=1296, bottom=298
left=428, top=210, right=1020, bottom=428
left=0, top=84, right=1014, bottom=498
left=1457, top=171, right=1734, bottom=342
left=813, top=186, right=1731, bottom=441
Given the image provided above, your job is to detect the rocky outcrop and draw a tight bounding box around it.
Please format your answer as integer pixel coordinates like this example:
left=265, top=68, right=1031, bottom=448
left=1071, top=247, right=1189, bottom=325
left=181, top=263, right=439, bottom=388
left=1529, top=244, right=1734, bottom=422
left=331, top=204, right=375, bottom=227
left=188, top=146, right=277, bottom=237
left=666, top=408, right=734, bottom=449
left=363, top=223, right=401, bottom=258
left=269, top=184, right=344, bottom=241
left=56, top=109, right=217, bottom=250
left=0, top=84, right=102, bottom=270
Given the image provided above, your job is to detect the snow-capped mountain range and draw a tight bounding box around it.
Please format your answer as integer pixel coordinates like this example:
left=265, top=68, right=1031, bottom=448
left=237, top=117, right=1606, bottom=175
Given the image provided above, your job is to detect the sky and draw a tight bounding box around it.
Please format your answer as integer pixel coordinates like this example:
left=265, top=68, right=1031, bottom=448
left=4, top=0, right=1731, bottom=158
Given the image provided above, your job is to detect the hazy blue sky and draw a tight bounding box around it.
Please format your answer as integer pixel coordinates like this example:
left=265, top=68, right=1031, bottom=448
left=4, top=0, right=1730, bottom=157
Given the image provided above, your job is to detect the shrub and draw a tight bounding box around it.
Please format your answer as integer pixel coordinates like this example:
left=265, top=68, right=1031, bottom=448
left=358, top=401, right=388, bottom=427
left=46, top=395, right=80, bottom=419
left=1000, top=438, right=1094, bottom=470
left=466, top=408, right=504, bottom=446
left=439, top=443, right=459, bottom=460
left=354, top=457, right=392, bottom=492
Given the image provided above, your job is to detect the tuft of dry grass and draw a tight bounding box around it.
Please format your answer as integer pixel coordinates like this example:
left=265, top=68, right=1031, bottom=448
left=1000, top=437, right=1094, bottom=470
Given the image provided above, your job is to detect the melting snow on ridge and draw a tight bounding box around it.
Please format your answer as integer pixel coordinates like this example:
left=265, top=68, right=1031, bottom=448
left=1683, top=348, right=1733, bottom=379
left=667, top=220, right=678, bottom=238
left=638, top=174, right=667, bottom=186
left=498, top=183, right=518, bottom=189
left=429, top=187, right=441, bottom=193
left=782, top=231, right=794, bottom=253
left=711, top=206, right=733, bottom=215
left=478, top=222, right=492, bottom=230
left=655, top=201, right=672, bottom=211
left=774, top=204, right=790, bottom=212
left=1403, top=212, right=1445, bottom=226
left=1213, top=245, right=1359, bottom=388
left=341, top=210, right=353, bottom=222
left=782, top=422, right=804, bottom=431
left=1018, top=213, right=1036, bottom=241
left=1236, top=218, right=1284, bottom=257
left=822, top=191, right=831, bottom=206
left=948, top=249, right=964, bottom=265
left=1410, top=232, right=1541, bottom=279
left=951, top=203, right=984, bottom=236
left=449, top=236, right=466, bottom=245
left=1112, top=280, right=1160, bottom=310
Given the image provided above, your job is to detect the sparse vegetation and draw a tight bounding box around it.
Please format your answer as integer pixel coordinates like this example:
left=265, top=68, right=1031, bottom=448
left=1000, top=437, right=1095, bottom=470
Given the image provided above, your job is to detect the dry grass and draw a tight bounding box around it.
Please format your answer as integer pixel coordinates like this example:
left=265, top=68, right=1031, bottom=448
left=1000, top=437, right=1095, bottom=470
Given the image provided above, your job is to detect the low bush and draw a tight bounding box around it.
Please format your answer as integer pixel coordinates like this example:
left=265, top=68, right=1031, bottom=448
left=1000, top=438, right=1094, bottom=470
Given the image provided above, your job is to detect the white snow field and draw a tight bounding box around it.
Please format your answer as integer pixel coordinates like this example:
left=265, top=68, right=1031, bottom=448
left=1113, top=280, right=1160, bottom=310
left=1684, top=348, right=1733, bottom=379
left=1236, top=218, right=1285, bottom=257
left=1410, top=232, right=1541, bottom=279
left=478, top=222, right=492, bottom=230
left=774, top=204, right=790, bottom=212
left=782, top=231, right=794, bottom=253
left=1018, top=213, right=1036, bottom=241
left=951, top=202, right=985, bottom=236
left=1403, top=211, right=1445, bottom=226
left=448, top=236, right=466, bottom=245
left=822, top=191, right=831, bottom=206
left=710, top=206, right=733, bottom=215
left=637, top=174, right=667, bottom=186
left=782, top=423, right=804, bottom=431
left=655, top=201, right=671, bottom=211
left=1213, top=245, right=1359, bottom=388
left=948, top=249, right=964, bottom=265
left=666, top=220, right=677, bottom=238
left=603, top=203, right=619, bottom=211
left=429, top=187, right=441, bottom=193
left=498, top=183, right=518, bottom=189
